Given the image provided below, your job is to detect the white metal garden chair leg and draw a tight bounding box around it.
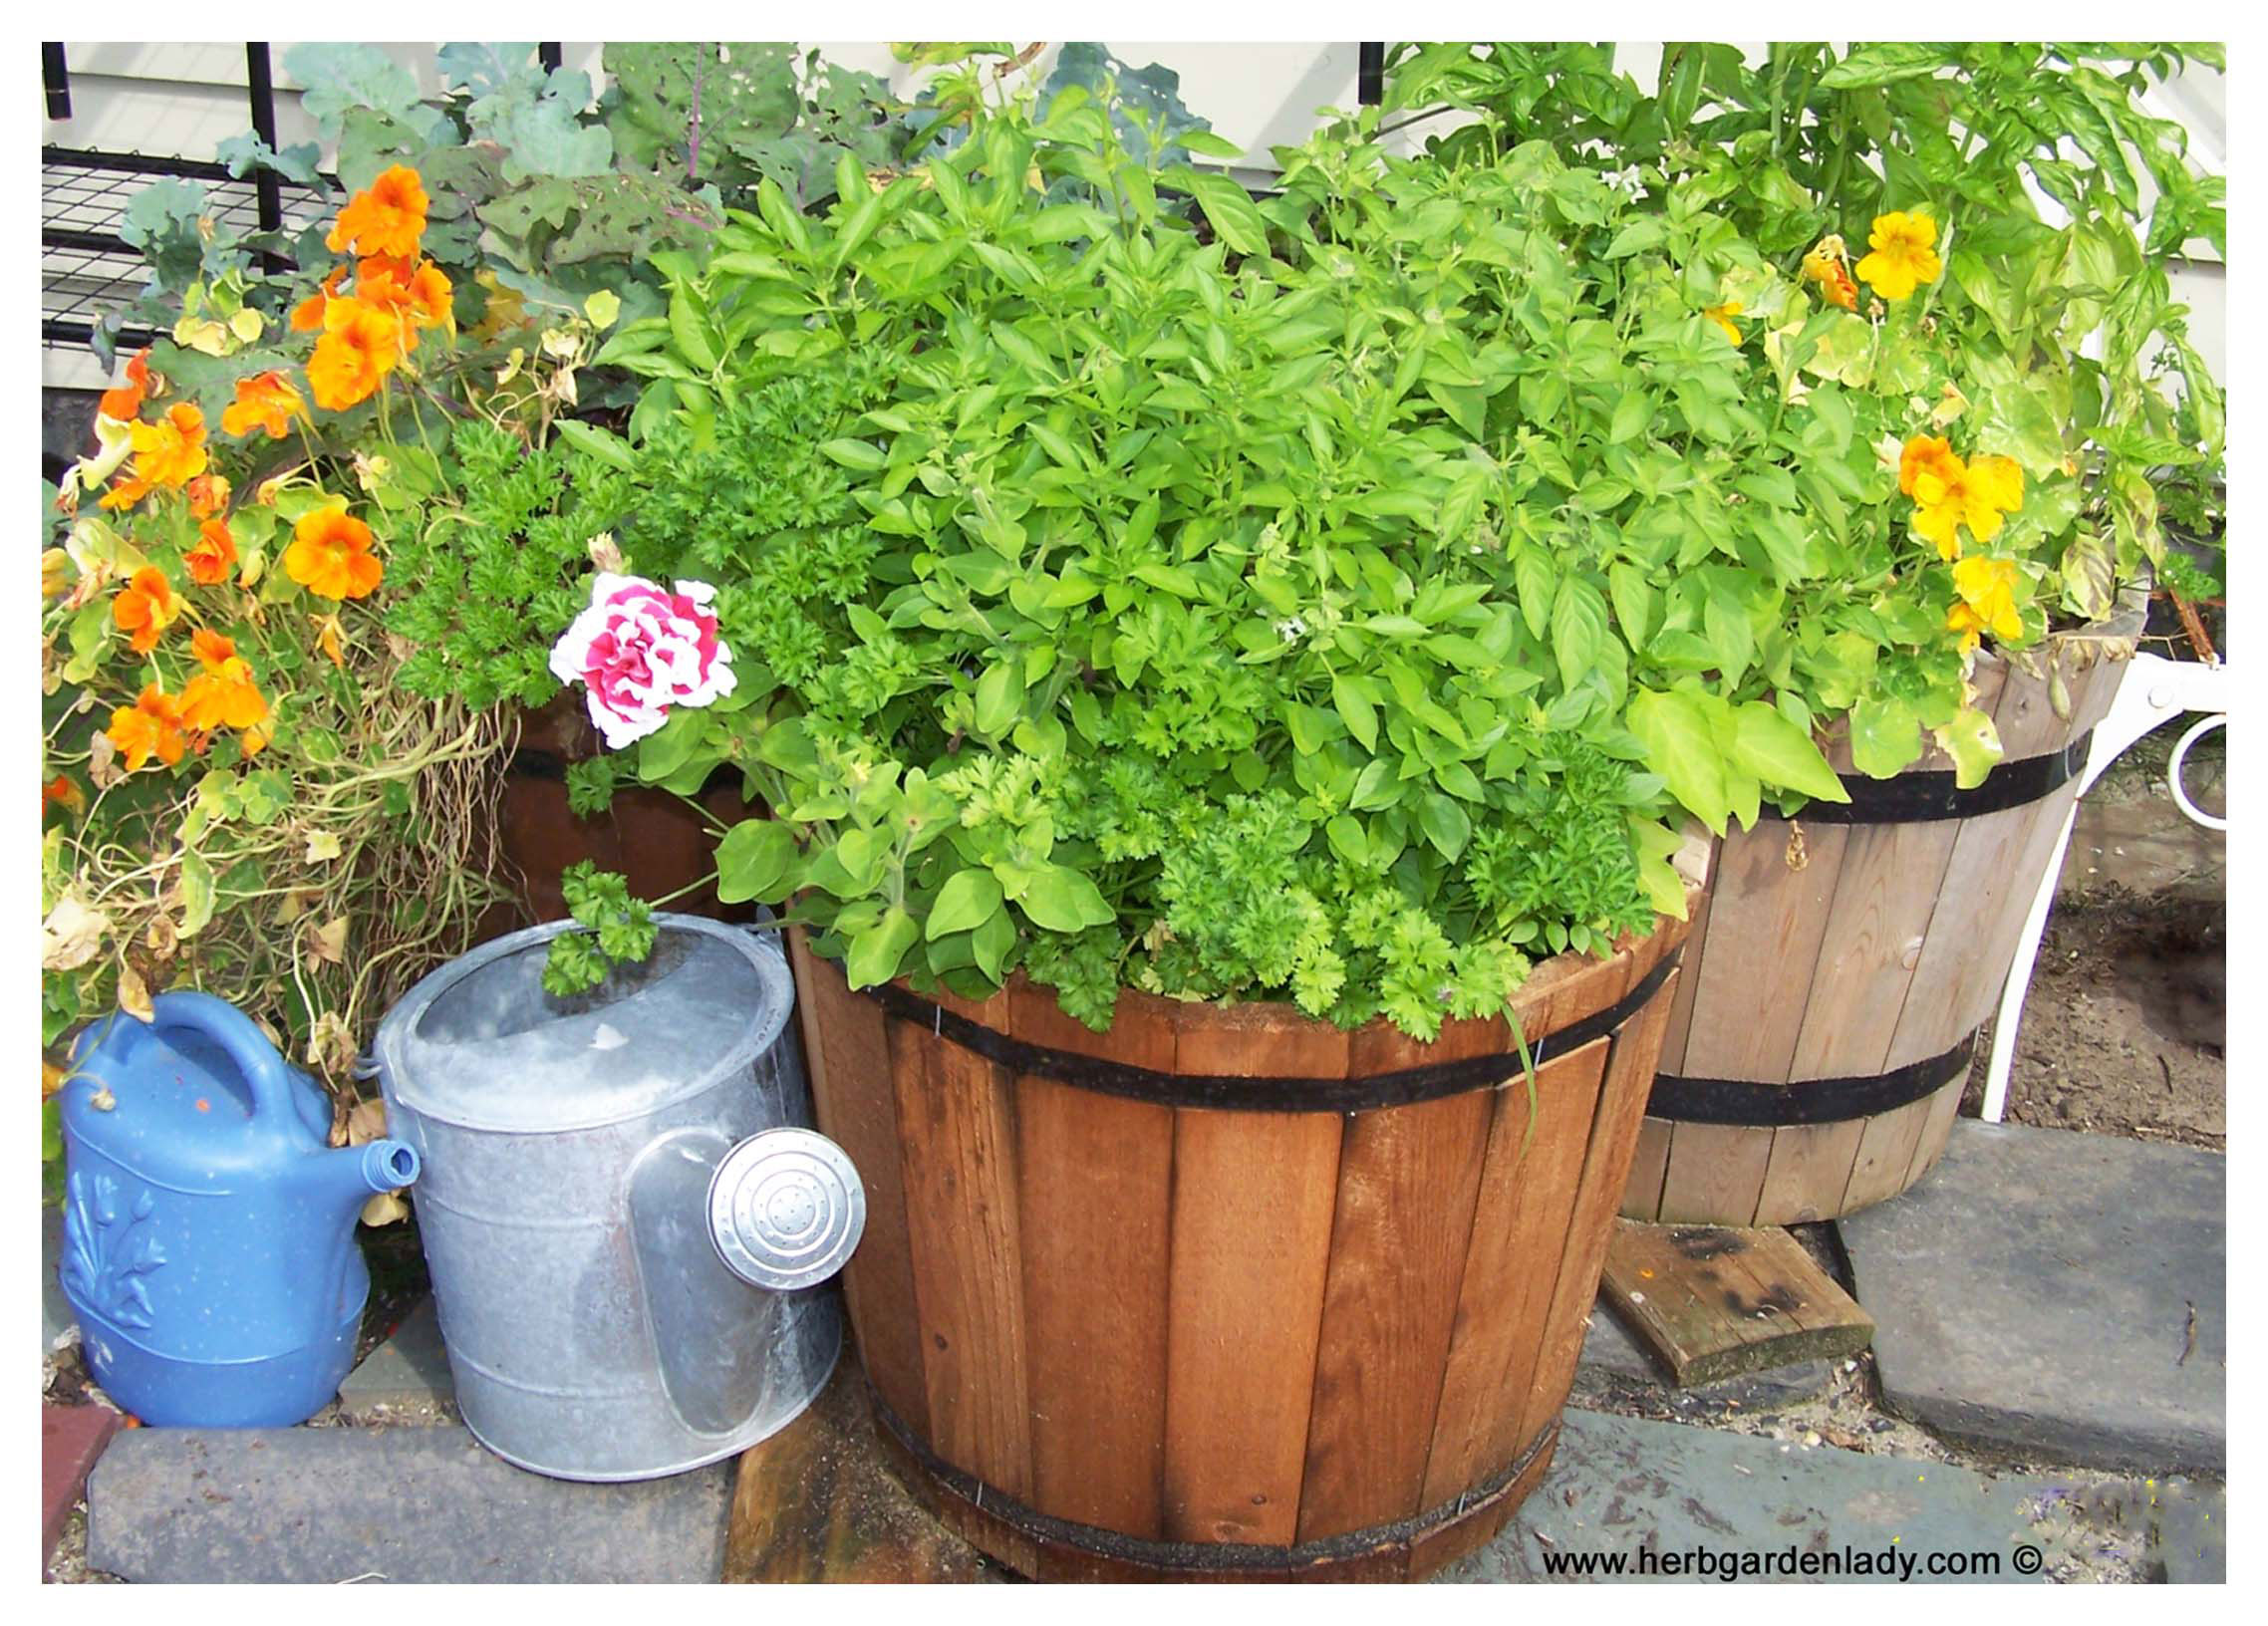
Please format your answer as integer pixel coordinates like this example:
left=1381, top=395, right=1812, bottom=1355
left=1982, top=651, right=2229, bottom=1122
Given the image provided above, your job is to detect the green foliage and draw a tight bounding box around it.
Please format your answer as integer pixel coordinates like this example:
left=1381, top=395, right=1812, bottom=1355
left=1384, top=42, right=2224, bottom=610
left=559, top=96, right=1836, bottom=1038
left=542, top=861, right=659, bottom=995
left=385, top=415, right=631, bottom=709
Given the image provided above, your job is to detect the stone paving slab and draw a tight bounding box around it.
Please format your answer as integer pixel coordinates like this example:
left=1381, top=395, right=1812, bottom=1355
left=1443, top=1409, right=2223, bottom=1583
left=87, top=1425, right=731, bottom=1582
left=1842, top=1120, right=2223, bottom=1474
left=43, top=1404, right=122, bottom=1571
left=337, top=1298, right=454, bottom=1425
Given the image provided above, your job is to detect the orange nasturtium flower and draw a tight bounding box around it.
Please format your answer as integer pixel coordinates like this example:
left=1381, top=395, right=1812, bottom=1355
left=99, top=348, right=153, bottom=421
left=112, top=566, right=181, bottom=654
left=1703, top=300, right=1744, bottom=345
left=184, top=517, right=240, bottom=586
left=356, top=256, right=453, bottom=350
left=284, top=503, right=384, bottom=601
left=179, top=629, right=270, bottom=733
left=186, top=472, right=232, bottom=520
left=314, top=611, right=348, bottom=669
left=1946, top=556, right=2023, bottom=654
left=326, top=165, right=429, bottom=260
left=128, top=404, right=209, bottom=489
left=221, top=371, right=306, bottom=438
left=307, top=299, right=403, bottom=411
left=43, top=775, right=84, bottom=819
left=1801, top=237, right=1859, bottom=312
left=1855, top=210, right=1942, bottom=302
left=292, top=264, right=350, bottom=333
left=105, top=683, right=188, bottom=771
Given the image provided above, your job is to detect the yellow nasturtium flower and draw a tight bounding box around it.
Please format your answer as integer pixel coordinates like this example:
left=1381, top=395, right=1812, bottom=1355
left=1703, top=300, right=1745, bottom=345
left=1856, top=210, right=1941, bottom=301
left=1899, top=435, right=2024, bottom=560
left=1946, top=556, right=2023, bottom=653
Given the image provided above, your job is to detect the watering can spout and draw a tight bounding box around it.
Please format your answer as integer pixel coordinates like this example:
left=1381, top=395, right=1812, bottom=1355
left=308, top=1139, right=421, bottom=1210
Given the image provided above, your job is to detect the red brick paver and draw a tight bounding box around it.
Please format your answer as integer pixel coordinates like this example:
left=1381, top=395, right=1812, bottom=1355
left=42, top=1404, right=122, bottom=1576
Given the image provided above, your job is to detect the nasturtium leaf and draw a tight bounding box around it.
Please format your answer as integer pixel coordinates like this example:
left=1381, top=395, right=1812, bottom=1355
left=1848, top=695, right=1923, bottom=779
left=1933, top=705, right=2006, bottom=791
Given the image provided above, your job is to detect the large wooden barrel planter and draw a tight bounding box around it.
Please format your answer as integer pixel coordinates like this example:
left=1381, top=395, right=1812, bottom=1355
left=1625, top=620, right=2139, bottom=1227
left=488, top=693, right=753, bottom=933
left=788, top=869, right=1701, bottom=1582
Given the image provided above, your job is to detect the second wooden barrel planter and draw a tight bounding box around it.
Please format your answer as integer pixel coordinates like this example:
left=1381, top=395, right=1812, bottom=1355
left=788, top=868, right=1700, bottom=1583
left=1625, top=624, right=2136, bottom=1227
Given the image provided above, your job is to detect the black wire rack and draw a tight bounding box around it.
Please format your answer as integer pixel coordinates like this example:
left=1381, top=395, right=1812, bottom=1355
left=39, top=41, right=561, bottom=357
left=40, top=148, right=336, bottom=351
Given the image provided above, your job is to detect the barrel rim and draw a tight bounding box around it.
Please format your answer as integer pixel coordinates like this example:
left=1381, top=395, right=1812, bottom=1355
left=847, top=944, right=1684, bottom=1113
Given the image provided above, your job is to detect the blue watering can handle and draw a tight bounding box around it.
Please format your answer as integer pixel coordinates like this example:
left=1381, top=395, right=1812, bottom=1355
left=148, top=991, right=304, bottom=1124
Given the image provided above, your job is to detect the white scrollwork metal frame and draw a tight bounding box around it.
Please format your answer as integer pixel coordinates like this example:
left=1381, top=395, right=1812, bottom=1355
left=1982, top=651, right=2228, bottom=1121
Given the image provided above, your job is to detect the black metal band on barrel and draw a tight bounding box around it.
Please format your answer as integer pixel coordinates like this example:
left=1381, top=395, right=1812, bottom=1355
left=853, top=948, right=1681, bottom=1114
left=869, top=1384, right=1554, bottom=1575
left=1800, top=732, right=2093, bottom=825
left=1645, top=1030, right=1976, bottom=1126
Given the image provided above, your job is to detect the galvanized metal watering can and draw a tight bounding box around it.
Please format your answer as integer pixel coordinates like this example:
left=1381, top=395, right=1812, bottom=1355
left=58, top=991, right=421, bottom=1427
left=373, top=914, right=862, bottom=1482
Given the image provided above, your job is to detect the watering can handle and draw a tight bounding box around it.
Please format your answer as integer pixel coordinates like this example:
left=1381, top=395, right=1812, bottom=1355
left=148, top=991, right=304, bottom=1124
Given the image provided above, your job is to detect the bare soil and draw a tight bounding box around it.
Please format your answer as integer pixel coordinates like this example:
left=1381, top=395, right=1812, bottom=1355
left=1961, top=885, right=2224, bottom=1150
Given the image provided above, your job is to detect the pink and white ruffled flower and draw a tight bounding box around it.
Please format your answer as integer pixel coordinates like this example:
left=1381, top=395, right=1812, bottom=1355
left=549, top=573, right=736, bottom=750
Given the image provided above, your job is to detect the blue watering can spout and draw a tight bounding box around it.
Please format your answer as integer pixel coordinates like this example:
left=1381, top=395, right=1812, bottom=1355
left=304, top=1139, right=421, bottom=1212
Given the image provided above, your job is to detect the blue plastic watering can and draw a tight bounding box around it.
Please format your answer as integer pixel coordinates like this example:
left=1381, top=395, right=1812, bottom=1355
left=57, top=991, right=420, bottom=1427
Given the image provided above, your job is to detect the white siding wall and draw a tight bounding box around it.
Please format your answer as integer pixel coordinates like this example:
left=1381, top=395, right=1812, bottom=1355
left=45, top=43, right=2224, bottom=390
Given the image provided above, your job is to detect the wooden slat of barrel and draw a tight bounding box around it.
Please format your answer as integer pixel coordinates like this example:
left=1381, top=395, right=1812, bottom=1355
left=1951, top=651, right=2131, bottom=1041
left=1418, top=1036, right=1610, bottom=1507
left=1010, top=982, right=1176, bottom=1537
left=1677, top=820, right=1851, bottom=1083
left=1836, top=1091, right=1938, bottom=1212
left=887, top=987, right=1034, bottom=1501
left=1161, top=1005, right=1345, bottom=1548
left=1654, top=1119, right=1775, bottom=1224
left=1898, top=1076, right=1968, bottom=1192
left=1753, top=1117, right=1871, bottom=1225
left=788, top=936, right=930, bottom=1439
left=1787, top=817, right=1963, bottom=1079
left=1622, top=1117, right=1673, bottom=1221
left=1514, top=969, right=1683, bottom=1447
left=1403, top=1427, right=1561, bottom=1581
left=1295, top=1015, right=1501, bottom=1542
left=1879, top=650, right=2094, bottom=1068
left=1656, top=867, right=1717, bottom=1072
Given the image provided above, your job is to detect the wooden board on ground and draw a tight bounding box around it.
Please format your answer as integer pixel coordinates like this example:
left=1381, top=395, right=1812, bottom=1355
left=1598, top=1219, right=1874, bottom=1388
left=722, top=1365, right=983, bottom=1584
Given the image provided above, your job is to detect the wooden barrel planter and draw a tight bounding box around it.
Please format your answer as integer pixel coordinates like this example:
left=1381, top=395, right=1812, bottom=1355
left=487, top=693, right=753, bottom=934
left=787, top=863, right=1702, bottom=1582
left=1625, top=619, right=2140, bottom=1227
